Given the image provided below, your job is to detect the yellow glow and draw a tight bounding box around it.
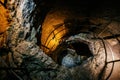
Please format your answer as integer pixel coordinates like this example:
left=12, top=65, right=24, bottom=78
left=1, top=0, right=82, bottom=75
left=0, top=0, right=4, bottom=3
left=47, top=29, right=66, bottom=52
left=0, top=0, right=10, bottom=48
left=41, top=9, right=70, bottom=54
left=42, top=25, right=67, bottom=54
left=0, top=1, right=9, bottom=33
left=41, top=18, right=68, bottom=54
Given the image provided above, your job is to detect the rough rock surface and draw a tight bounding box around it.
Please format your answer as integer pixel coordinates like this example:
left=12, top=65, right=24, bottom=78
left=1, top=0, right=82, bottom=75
left=0, top=0, right=120, bottom=80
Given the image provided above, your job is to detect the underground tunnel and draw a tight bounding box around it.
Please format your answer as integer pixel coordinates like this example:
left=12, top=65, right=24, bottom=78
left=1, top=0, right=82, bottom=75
left=0, top=0, right=120, bottom=80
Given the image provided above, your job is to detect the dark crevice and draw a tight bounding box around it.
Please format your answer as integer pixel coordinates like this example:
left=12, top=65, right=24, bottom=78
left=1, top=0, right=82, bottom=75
left=68, top=41, right=92, bottom=57
left=57, top=40, right=93, bottom=66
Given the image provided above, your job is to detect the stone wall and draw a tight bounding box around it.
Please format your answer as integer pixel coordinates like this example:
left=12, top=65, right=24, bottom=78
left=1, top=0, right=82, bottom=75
left=0, top=0, right=120, bottom=80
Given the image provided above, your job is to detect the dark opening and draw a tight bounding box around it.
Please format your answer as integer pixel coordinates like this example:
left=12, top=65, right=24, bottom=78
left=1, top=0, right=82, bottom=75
left=68, top=41, right=92, bottom=57
left=57, top=40, right=93, bottom=66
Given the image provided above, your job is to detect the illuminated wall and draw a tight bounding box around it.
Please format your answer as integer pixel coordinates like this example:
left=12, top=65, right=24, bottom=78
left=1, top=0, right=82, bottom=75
left=0, top=0, right=10, bottom=48
left=41, top=10, right=68, bottom=54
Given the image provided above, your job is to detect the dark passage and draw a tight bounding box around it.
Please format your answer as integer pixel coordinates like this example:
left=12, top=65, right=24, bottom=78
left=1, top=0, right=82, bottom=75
left=57, top=40, right=93, bottom=67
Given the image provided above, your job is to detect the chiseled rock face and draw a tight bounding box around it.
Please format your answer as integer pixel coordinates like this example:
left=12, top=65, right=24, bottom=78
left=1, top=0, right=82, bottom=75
left=61, top=48, right=81, bottom=68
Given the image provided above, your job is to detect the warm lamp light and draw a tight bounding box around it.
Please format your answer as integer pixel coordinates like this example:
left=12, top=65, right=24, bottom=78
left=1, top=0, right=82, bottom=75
left=0, top=0, right=10, bottom=48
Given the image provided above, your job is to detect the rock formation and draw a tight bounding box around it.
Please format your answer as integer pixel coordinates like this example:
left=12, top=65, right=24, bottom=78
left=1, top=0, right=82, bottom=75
left=0, top=0, right=120, bottom=80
